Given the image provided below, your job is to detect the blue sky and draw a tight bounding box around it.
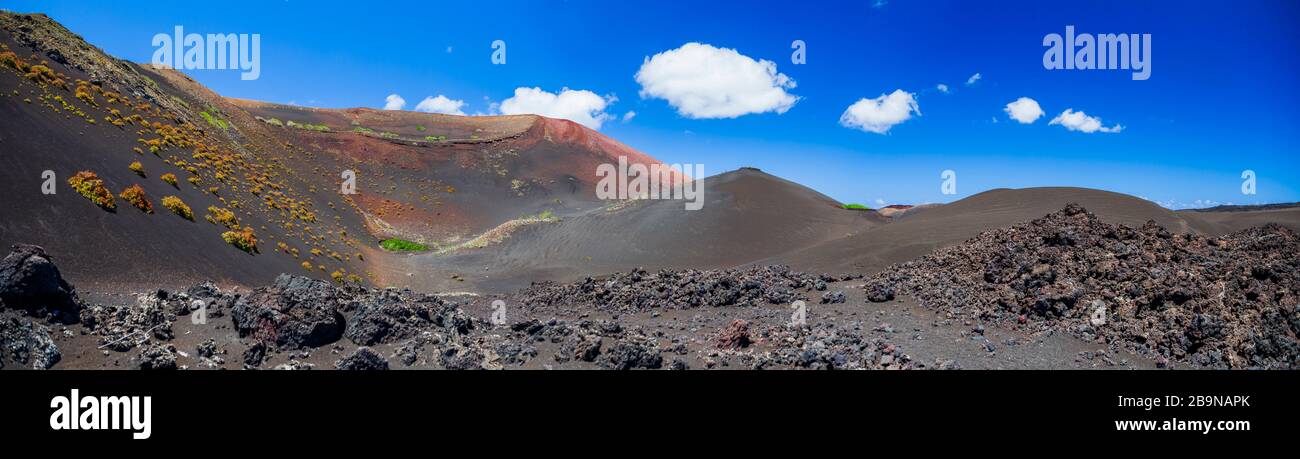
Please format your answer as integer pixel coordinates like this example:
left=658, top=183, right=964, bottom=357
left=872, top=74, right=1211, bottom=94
left=7, top=0, right=1298, bottom=208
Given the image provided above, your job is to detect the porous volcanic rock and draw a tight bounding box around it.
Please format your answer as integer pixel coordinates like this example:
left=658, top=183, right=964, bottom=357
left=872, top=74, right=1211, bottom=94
left=715, top=319, right=752, bottom=349
left=864, top=204, right=1300, bottom=369
left=346, top=289, right=469, bottom=346
left=0, top=244, right=81, bottom=323
left=0, top=317, right=61, bottom=369
left=335, top=346, right=389, bottom=370
left=231, top=274, right=347, bottom=349
left=520, top=266, right=820, bottom=312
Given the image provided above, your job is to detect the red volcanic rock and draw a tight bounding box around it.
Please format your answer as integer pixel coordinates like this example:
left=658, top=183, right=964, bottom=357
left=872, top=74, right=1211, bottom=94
left=715, top=319, right=752, bottom=350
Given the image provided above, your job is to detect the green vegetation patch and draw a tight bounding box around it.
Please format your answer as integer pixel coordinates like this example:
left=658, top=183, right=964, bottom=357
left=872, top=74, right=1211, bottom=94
left=380, top=238, right=428, bottom=252
left=287, top=120, right=330, bottom=132
left=256, top=116, right=284, bottom=127
left=199, top=111, right=229, bottom=130
left=842, top=203, right=872, bottom=211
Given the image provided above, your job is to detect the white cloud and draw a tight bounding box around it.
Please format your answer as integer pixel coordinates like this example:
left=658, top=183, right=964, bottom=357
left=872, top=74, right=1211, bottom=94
left=839, top=89, right=919, bottom=134
left=1003, top=97, right=1044, bottom=124
left=622, top=111, right=636, bottom=122
left=383, top=94, right=406, bottom=110
left=1049, top=109, right=1123, bottom=133
left=635, top=42, right=798, bottom=119
left=936, top=83, right=949, bottom=93
left=413, top=95, right=467, bottom=115
left=498, top=87, right=614, bottom=130
left=965, top=73, right=981, bottom=86
left=875, top=198, right=886, bottom=207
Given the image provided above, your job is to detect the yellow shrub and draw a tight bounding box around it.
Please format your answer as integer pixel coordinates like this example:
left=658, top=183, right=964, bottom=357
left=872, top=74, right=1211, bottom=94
left=67, top=171, right=115, bottom=210
left=160, top=173, right=178, bottom=187
left=301, top=261, right=313, bottom=271
left=0, top=51, right=22, bottom=71
left=206, top=206, right=239, bottom=228
left=119, top=184, right=153, bottom=213
left=161, top=195, right=193, bottom=220
left=221, top=227, right=258, bottom=253
left=25, top=64, right=57, bottom=84
left=129, top=161, right=145, bottom=177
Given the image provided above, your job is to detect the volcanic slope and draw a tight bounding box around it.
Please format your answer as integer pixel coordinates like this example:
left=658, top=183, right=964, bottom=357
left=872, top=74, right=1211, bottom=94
left=393, top=167, right=882, bottom=292
left=0, top=12, right=670, bottom=291
left=767, top=187, right=1210, bottom=275
left=1178, top=204, right=1300, bottom=236
left=0, top=13, right=374, bottom=290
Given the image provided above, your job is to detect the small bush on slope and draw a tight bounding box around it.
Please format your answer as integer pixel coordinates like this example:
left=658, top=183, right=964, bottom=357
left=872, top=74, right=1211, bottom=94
left=67, top=171, right=115, bottom=210
left=161, top=195, right=193, bottom=220
left=119, top=184, right=153, bottom=213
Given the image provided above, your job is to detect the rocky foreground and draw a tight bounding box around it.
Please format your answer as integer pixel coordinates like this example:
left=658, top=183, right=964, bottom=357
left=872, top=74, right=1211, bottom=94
left=0, top=204, right=1296, bottom=370
left=864, top=204, right=1299, bottom=369
left=0, top=244, right=913, bottom=370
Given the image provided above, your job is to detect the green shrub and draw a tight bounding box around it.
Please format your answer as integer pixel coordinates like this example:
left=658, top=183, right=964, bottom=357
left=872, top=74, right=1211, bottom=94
left=287, top=120, right=330, bottom=132
left=380, top=238, right=428, bottom=252
left=842, top=203, right=871, bottom=211
left=199, top=111, right=228, bottom=130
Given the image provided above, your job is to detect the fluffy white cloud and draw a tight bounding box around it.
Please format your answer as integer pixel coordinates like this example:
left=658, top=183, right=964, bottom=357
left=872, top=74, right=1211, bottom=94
left=1049, top=109, right=1123, bottom=133
left=839, top=89, right=919, bottom=134
left=622, top=111, right=636, bottom=122
left=936, top=83, right=949, bottom=93
left=965, top=73, right=981, bottom=85
left=383, top=94, right=406, bottom=110
left=1003, top=97, right=1044, bottom=124
left=413, top=95, right=467, bottom=115
left=635, top=42, right=798, bottom=119
left=498, top=87, right=614, bottom=130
